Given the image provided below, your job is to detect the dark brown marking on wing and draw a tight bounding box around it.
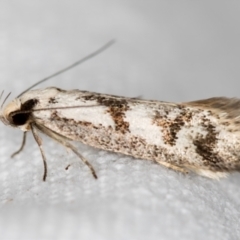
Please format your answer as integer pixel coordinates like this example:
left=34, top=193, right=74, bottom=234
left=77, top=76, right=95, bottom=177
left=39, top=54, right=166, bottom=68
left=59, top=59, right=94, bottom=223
left=54, top=87, right=66, bottom=92
left=192, top=115, right=225, bottom=170
left=153, top=106, right=193, bottom=146
left=48, top=97, right=58, bottom=104
left=82, top=94, right=130, bottom=134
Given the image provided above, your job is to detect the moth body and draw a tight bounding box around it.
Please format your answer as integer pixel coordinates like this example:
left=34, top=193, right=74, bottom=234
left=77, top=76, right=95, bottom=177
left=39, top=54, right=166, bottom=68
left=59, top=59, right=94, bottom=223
left=1, top=87, right=240, bottom=180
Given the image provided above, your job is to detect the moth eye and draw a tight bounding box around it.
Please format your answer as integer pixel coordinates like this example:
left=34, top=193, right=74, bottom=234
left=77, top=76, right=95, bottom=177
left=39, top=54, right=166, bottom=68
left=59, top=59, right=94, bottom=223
left=9, top=99, right=38, bottom=126
left=11, top=112, right=30, bottom=126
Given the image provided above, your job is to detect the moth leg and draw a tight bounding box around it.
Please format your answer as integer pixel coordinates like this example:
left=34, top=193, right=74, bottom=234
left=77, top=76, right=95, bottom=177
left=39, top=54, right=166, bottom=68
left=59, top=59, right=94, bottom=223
left=34, top=123, right=97, bottom=179
left=156, top=161, right=188, bottom=174
left=11, top=132, right=27, bottom=158
left=64, top=141, right=98, bottom=179
left=31, top=124, right=48, bottom=181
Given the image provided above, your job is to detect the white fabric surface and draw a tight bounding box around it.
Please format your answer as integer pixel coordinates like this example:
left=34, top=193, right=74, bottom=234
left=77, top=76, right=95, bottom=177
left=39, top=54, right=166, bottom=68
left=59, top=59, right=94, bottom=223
left=1, top=1, right=240, bottom=239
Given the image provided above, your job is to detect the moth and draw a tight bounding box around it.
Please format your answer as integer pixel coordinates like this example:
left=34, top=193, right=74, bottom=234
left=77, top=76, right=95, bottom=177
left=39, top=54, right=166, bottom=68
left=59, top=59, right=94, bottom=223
left=1, top=41, right=240, bottom=181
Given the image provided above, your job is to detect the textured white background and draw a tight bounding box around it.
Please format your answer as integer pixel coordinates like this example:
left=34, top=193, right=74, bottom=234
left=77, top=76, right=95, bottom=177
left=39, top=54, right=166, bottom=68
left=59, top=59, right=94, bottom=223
left=1, top=1, right=240, bottom=240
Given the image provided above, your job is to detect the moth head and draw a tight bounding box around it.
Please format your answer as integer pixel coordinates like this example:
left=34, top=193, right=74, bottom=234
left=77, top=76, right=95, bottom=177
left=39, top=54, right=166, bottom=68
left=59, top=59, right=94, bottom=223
left=0, top=98, right=38, bottom=131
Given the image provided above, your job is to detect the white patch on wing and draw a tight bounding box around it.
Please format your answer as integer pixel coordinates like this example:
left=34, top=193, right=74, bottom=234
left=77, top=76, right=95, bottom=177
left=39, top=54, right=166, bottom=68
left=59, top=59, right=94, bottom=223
left=56, top=106, right=115, bottom=128
left=125, top=104, right=166, bottom=146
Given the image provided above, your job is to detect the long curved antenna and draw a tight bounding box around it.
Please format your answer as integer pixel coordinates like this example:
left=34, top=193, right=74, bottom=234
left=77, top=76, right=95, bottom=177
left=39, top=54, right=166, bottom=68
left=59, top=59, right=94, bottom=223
left=17, top=40, right=115, bottom=98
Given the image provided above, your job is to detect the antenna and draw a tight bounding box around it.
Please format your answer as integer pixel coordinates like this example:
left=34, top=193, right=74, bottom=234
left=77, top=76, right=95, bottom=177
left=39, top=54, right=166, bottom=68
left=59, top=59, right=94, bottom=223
left=17, top=40, right=115, bottom=97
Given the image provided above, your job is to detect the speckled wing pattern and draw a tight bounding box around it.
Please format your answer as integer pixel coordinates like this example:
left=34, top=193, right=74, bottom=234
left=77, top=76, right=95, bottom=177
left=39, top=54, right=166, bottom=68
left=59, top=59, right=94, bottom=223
left=19, top=87, right=240, bottom=179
